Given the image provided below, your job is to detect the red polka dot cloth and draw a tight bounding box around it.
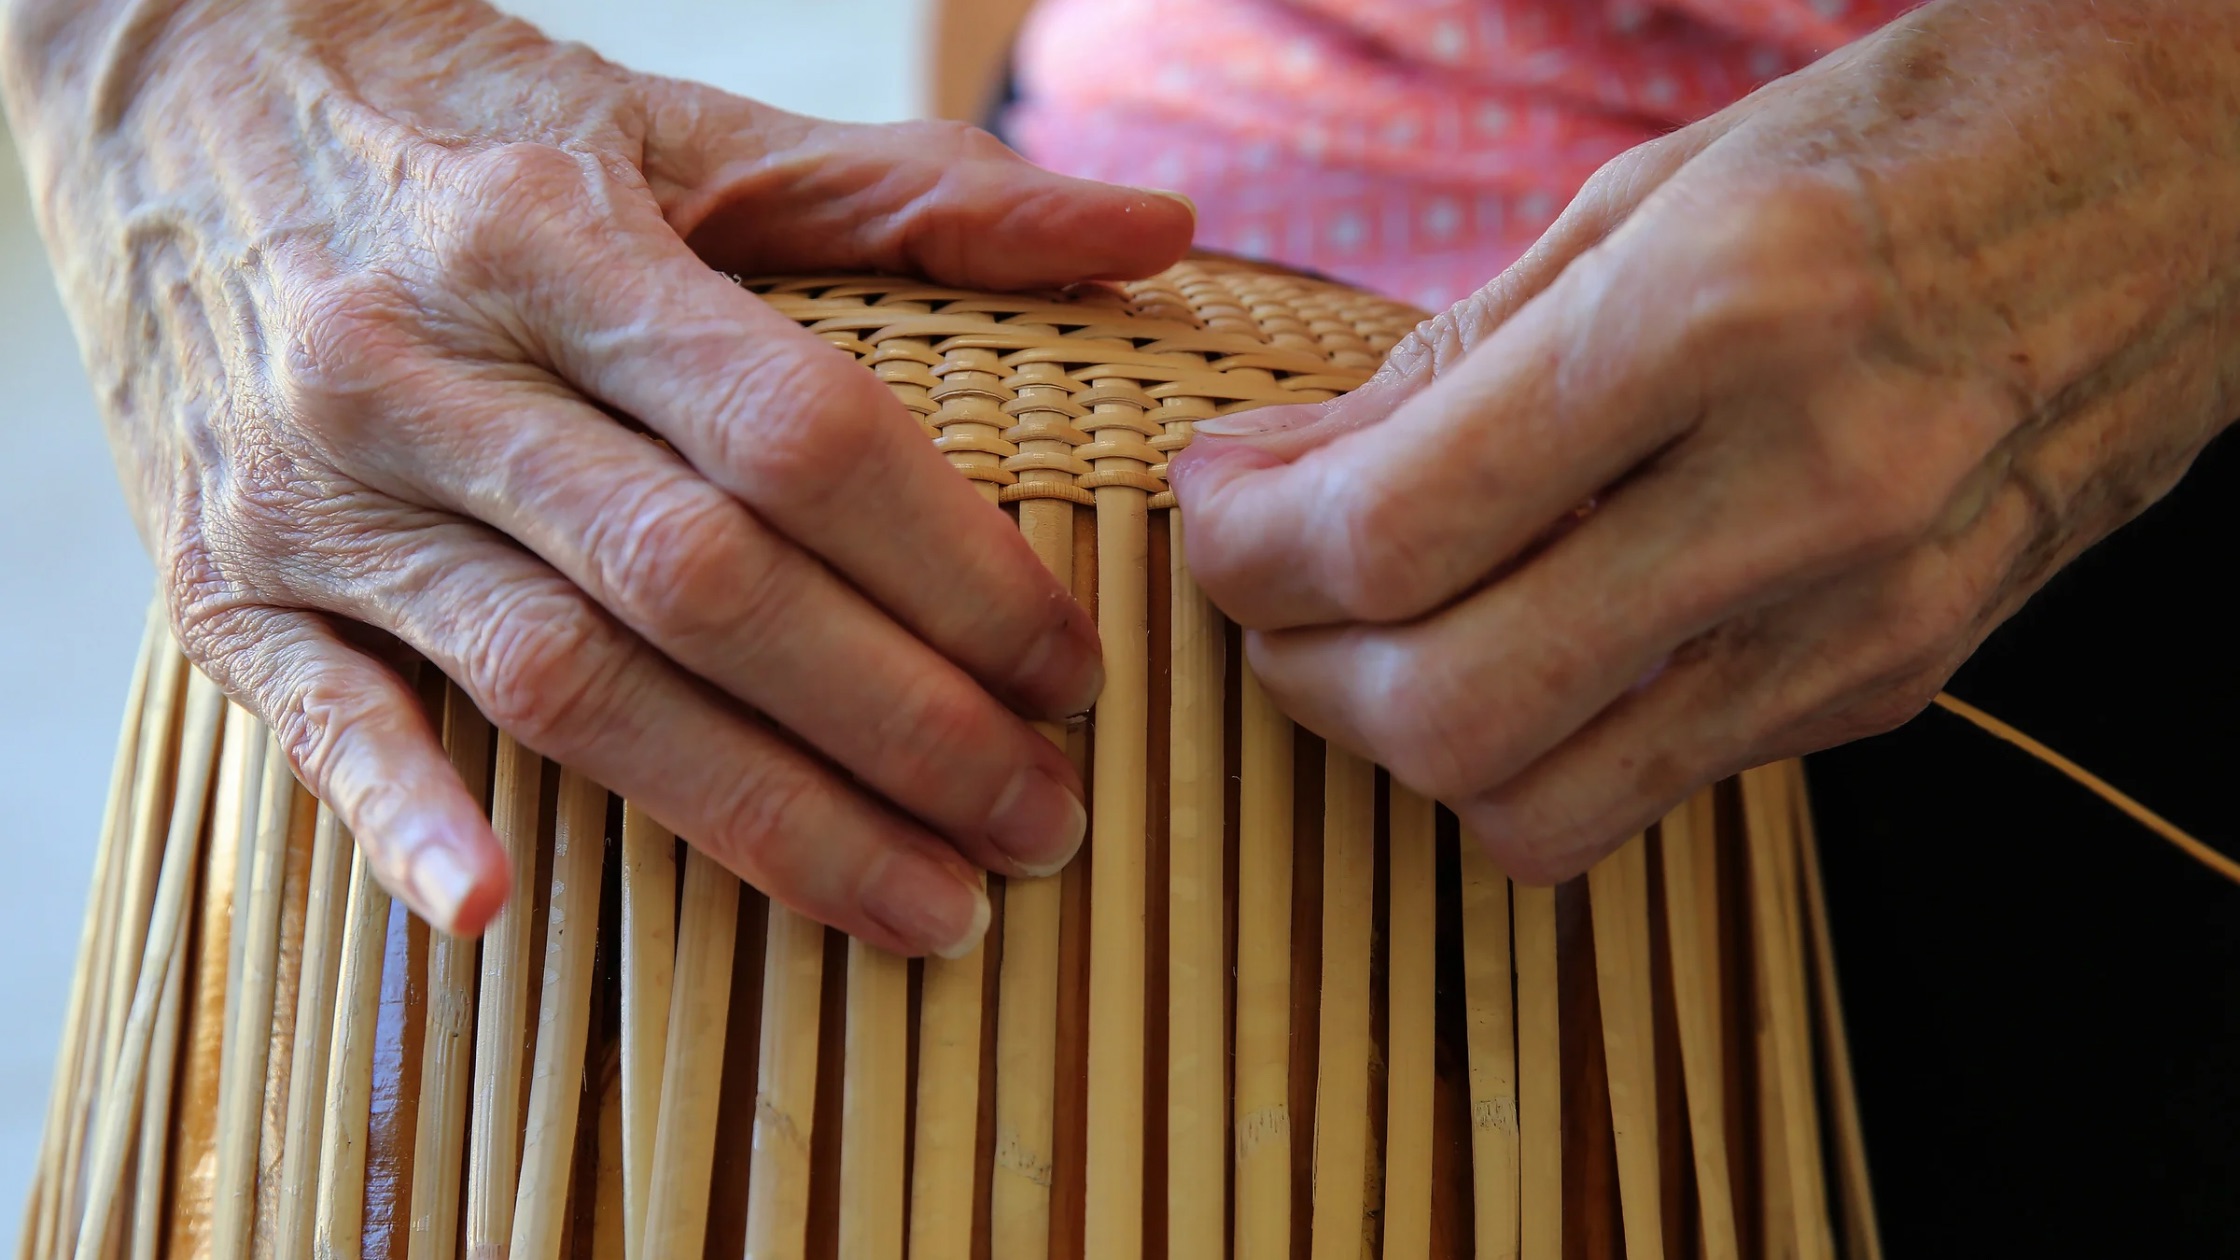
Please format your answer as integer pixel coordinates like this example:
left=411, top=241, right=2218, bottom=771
left=1009, top=0, right=1921, bottom=310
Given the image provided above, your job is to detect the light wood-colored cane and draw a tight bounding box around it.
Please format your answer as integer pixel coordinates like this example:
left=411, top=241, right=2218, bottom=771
left=1382, top=787, right=1438, bottom=1260
left=744, top=904, right=824, bottom=1260
left=209, top=732, right=297, bottom=1256
left=1460, top=834, right=1520, bottom=1259
left=1744, top=766, right=1834, bottom=1260
left=1233, top=663, right=1295, bottom=1260
left=272, top=806, right=351, bottom=1260
left=27, top=623, right=151, bottom=1260
left=1589, top=836, right=1664, bottom=1260
left=74, top=669, right=222, bottom=1260
left=1084, top=431, right=1152, bottom=1260
left=510, top=768, right=609, bottom=1260
left=1514, top=881, right=1563, bottom=1260
left=313, top=846, right=392, bottom=1260
left=989, top=378, right=1080, bottom=1260
left=1167, top=512, right=1228, bottom=1260
left=1310, top=747, right=1375, bottom=1260
left=640, top=849, right=739, bottom=1257
left=465, top=733, right=543, bottom=1259
left=405, top=688, right=491, bottom=1260
left=839, top=938, right=909, bottom=1260
left=617, top=801, right=675, bottom=1260
left=27, top=261, right=1905, bottom=1260
left=1660, top=792, right=1740, bottom=1260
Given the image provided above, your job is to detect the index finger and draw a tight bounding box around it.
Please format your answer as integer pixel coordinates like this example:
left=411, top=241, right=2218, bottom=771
left=1170, top=234, right=1711, bottom=633
left=1163, top=133, right=1737, bottom=633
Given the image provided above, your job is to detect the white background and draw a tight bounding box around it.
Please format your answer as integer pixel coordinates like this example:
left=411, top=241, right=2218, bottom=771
left=0, top=1, right=921, bottom=1239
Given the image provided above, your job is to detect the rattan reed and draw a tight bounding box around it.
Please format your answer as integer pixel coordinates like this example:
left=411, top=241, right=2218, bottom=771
left=19, top=257, right=1882, bottom=1259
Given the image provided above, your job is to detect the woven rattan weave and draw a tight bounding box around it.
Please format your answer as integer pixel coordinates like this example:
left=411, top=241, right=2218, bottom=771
left=21, top=257, right=1878, bottom=1260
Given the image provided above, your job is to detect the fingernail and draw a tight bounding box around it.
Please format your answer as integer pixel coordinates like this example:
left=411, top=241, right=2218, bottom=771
left=1066, top=654, right=1106, bottom=720
left=1188, top=403, right=1319, bottom=438
left=988, top=764, right=1088, bottom=876
left=1019, top=621, right=1105, bottom=719
left=864, top=853, right=992, bottom=959
left=1150, top=188, right=1198, bottom=222
left=410, top=843, right=478, bottom=934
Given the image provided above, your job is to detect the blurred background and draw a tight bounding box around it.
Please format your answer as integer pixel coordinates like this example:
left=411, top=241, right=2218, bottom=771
left=0, top=0, right=921, bottom=1239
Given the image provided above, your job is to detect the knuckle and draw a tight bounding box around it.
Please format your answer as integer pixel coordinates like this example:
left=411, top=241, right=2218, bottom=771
left=271, top=655, right=386, bottom=792
left=705, top=760, right=825, bottom=888
left=164, top=597, right=363, bottom=801
left=274, top=677, right=349, bottom=786
left=718, top=352, right=889, bottom=513
left=1688, top=174, right=1889, bottom=348
left=277, top=270, right=423, bottom=420
left=1466, top=783, right=1658, bottom=886
left=719, top=544, right=818, bottom=656
left=1319, top=473, right=1445, bottom=622
left=1574, top=142, right=1663, bottom=214
left=1784, top=673, right=1938, bottom=752
left=1847, top=685, right=1938, bottom=740
left=216, top=437, right=328, bottom=544
left=888, top=117, right=1006, bottom=161
left=587, top=483, right=761, bottom=648
left=464, top=585, right=626, bottom=747
left=1884, top=563, right=1983, bottom=663
left=163, top=531, right=236, bottom=642
left=437, top=142, right=601, bottom=280
left=166, top=591, right=256, bottom=699
left=163, top=522, right=284, bottom=672
left=871, top=674, right=992, bottom=799
left=467, top=140, right=587, bottom=207
left=1455, top=798, right=1593, bottom=886
left=195, top=437, right=395, bottom=599
left=1359, top=648, right=1492, bottom=801
left=1812, top=431, right=1954, bottom=554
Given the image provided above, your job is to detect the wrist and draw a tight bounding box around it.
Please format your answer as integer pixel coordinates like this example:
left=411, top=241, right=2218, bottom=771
left=2, top=0, right=207, bottom=138
left=2, top=0, right=512, bottom=160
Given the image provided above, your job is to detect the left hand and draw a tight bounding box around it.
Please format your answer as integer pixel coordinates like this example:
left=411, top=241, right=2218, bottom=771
left=1169, top=0, right=2240, bottom=882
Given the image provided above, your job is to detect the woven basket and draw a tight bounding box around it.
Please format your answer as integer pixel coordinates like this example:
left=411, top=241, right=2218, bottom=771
left=20, top=257, right=1879, bottom=1260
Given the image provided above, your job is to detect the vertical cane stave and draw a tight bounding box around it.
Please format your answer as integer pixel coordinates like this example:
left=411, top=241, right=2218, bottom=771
left=27, top=267, right=1879, bottom=1260
left=509, top=769, right=609, bottom=1260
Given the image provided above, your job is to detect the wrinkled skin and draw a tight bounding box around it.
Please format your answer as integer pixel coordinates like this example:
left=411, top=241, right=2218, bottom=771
left=1172, top=0, right=2240, bottom=882
left=0, top=0, right=1193, bottom=948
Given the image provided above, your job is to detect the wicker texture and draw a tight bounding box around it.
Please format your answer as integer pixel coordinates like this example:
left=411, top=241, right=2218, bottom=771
left=19, top=260, right=1881, bottom=1260
left=747, top=258, right=1424, bottom=507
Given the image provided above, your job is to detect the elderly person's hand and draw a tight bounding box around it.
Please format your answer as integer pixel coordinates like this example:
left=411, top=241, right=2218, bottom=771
left=0, top=0, right=1192, bottom=947
left=1171, top=0, right=2240, bottom=882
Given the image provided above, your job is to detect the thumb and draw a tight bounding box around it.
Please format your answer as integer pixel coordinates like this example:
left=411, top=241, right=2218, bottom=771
left=1176, top=123, right=1721, bottom=464
left=1167, top=127, right=1722, bottom=629
left=643, top=86, right=1194, bottom=289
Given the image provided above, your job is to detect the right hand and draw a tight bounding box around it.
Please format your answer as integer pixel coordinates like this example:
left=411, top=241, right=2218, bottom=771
left=0, top=0, right=1195, bottom=951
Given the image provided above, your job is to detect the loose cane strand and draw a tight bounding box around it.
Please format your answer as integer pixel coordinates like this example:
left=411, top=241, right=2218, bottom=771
left=1932, top=692, right=2240, bottom=887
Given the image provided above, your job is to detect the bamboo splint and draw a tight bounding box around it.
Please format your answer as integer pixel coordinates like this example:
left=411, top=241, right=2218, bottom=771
left=465, top=730, right=541, bottom=1258
left=23, top=258, right=1880, bottom=1259
left=408, top=688, right=490, bottom=1260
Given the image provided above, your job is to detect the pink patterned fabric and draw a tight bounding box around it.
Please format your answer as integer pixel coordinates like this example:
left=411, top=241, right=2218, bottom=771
left=1009, top=0, right=1921, bottom=309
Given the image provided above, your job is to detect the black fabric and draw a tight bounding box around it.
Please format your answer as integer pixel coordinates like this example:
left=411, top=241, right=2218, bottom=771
left=1808, top=429, right=2240, bottom=1255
